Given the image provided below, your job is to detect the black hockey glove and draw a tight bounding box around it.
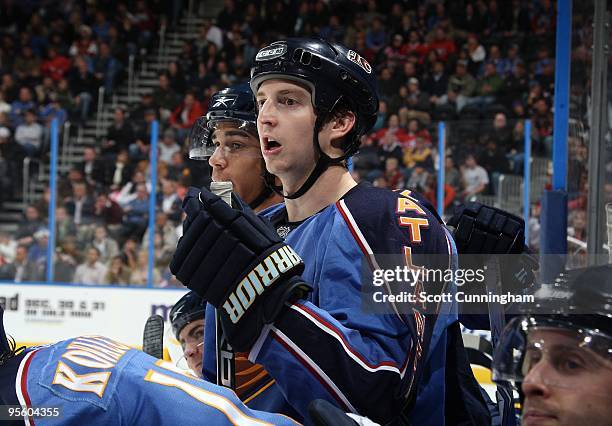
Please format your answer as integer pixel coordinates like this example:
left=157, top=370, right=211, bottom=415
left=170, top=187, right=311, bottom=352
left=447, top=202, right=538, bottom=293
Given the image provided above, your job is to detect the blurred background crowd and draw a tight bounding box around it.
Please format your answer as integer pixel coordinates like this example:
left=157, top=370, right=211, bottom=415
left=0, top=0, right=600, bottom=286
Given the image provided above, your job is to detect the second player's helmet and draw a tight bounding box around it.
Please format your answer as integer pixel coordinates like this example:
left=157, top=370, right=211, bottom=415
left=189, top=83, right=257, bottom=159
left=169, top=291, right=206, bottom=340
left=250, top=38, right=379, bottom=157
left=493, top=264, right=612, bottom=391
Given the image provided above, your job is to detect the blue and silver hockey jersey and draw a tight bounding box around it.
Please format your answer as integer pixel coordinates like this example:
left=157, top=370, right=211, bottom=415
left=204, top=183, right=487, bottom=424
left=13, top=336, right=300, bottom=425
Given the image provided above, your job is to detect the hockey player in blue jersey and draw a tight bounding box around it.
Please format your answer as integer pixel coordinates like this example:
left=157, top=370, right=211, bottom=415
left=190, top=84, right=295, bottom=416
left=493, top=264, right=612, bottom=426
left=170, top=38, right=490, bottom=424
left=169, top=291, right=206, bottom=377
left=191, top=83, right=283, bottom=213
left=0, top=306, right=301, bottom=426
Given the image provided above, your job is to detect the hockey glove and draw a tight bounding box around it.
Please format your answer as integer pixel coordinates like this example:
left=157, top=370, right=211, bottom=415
left=170, top=187, right=311, bottom=352
left=447, top=202, right=538, bottom=293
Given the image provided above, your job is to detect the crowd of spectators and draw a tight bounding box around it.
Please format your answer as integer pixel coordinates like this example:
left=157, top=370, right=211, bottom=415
left=0, top=1, right=194, bottom=285
left=0, top=0, right=600, bottom=285
left=0, top=1, right=172, bottom=209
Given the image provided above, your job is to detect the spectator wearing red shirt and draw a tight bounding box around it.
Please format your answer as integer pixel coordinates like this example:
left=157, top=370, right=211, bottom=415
left=372, top=114, right=411, bottom=149
left=405, top=118, right=432, bottom=147
left=69, top=25, right=99, bottom=57
left=401, top=31, right=428, bottom=64
left=169, top=91, right=204, bottom=143
left=40, top=46, right=71, bottom=82
left=383, top=34, right=408, bottom=69
left=423, top=174, right=456, bottom=212
left=426, top=27, right=456, bottom=63
left=383, top=157, right=405, bottom=191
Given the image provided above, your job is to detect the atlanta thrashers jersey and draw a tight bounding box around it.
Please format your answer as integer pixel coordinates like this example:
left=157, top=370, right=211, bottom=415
left=204, top=183, right=488, bottom=424
left=12, top=336, right=299, bottom=425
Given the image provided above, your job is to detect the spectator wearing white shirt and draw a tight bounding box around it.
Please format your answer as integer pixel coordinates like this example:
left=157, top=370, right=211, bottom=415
left=142, top=211, right=178, bottom=264
left=0, top=91, right=10, bottom=115
left=0, top=231, right=17, bottom=264
left=158, top=129, right=181, bottom=164
left=15, top=109, right=43, bottom=157
left=73, top=247, right=107, bottom=285
left=157, top=178, right=181, bottom=221
left=461, top=154, right=489, bottom=199
left=91, top=225, right=120, bottom=263
left=197, top=19, right=223, bottom=51
left=114, top=170, right=151, bottom=207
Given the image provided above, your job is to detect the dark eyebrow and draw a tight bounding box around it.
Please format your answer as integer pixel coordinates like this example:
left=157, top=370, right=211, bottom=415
left=278, top=89, right=308, bottom=98
left=257, top=88, right=308, bottom=98
left=212, top=130, right=251, bottom=140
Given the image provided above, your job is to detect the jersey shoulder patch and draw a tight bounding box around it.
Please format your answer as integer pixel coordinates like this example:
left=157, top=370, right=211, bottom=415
left=339, top=183, right=448, bottom=257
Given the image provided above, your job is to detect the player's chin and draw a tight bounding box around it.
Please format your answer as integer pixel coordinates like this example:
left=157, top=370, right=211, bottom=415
left=189, top=361, right=202, bottom=374
left=262, top=159, right=286, bottom=176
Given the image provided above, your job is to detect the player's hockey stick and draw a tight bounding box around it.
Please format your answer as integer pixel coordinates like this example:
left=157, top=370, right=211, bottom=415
left=485, top=258, right=517, bottom=426
left=606, top=203, right=612, bottom=263
left=210, top=181, right=237, bottom=390
left=143, top=314, right=164, bottom=359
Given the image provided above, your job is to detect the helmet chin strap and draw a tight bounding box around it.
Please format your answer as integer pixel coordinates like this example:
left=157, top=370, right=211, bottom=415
left=248, top=184, right=274, bottom=210
left=263, top=115, right=349, bottom=200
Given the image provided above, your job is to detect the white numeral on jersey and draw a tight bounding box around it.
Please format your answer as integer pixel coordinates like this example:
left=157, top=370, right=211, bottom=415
left=144, top=362, right=275, bottom=426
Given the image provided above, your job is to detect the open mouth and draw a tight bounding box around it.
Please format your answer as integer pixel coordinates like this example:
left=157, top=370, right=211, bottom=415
left=263, top=137, right=283, bottom=155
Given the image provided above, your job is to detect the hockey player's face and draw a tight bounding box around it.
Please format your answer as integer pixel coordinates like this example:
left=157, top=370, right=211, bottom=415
left=521, top=329, right=612, bottom=425
left=256, top=79, right=317, bottom=186
left=208, top=122, right=265, bottom=205
left=179, top=320, right=204, bottom=378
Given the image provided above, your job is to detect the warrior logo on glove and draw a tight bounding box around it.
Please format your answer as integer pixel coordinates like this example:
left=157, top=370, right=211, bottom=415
left=170, top=186, right=311, bottom=352
left=225, top=245, right=303, bottom=323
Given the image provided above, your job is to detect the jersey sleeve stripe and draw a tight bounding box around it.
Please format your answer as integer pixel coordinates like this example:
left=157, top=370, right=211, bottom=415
left=16, top=349, right=39, bottom=426
left=336, top=199, right=375, bottom=265
left=290, top=303, right=408, bottom=376
left=336, top=198, right=406, bottom=323
left=270, top=326, right=357, bottom=414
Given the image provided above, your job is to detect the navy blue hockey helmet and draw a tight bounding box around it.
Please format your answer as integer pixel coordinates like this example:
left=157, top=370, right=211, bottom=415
left=206, top=82, right=257, bottom=128
left=189, top=83, right=258, bottom=159
left=169, top=291, right=206, bottom=340
left=250, top=37, right=379, bottom=157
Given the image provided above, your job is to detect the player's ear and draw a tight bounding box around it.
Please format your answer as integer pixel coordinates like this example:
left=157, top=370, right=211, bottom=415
left=329, top=111, right=356, bottom=149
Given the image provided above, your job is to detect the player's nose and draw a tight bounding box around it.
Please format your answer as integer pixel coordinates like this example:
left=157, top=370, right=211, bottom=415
left=521, top=361, right=553, bottom=399
left=184, top=342, right=198, bottom=358
left=257, top=99, right=277, bottom=128
left=209, top=147, right=227, bottom=169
